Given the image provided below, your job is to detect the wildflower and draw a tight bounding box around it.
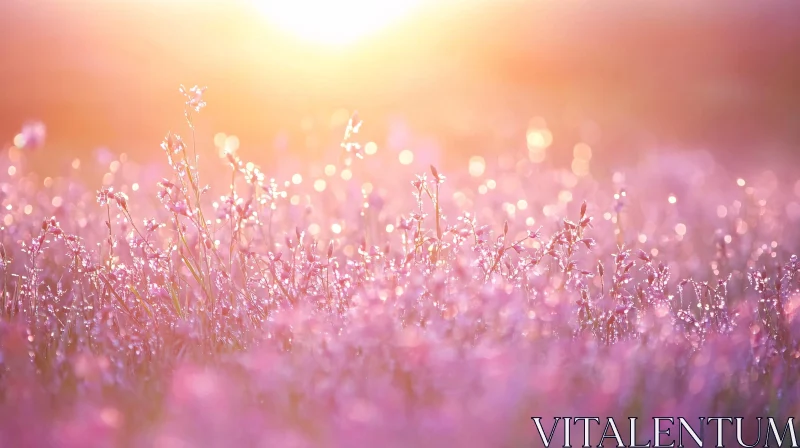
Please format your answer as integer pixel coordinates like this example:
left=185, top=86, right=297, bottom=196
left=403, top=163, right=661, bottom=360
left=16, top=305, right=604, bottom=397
left=225, top=151, right=239, bottom=168
left=343, top=110, right=362, bottom=141
left=144, top=218, right=162, bottom=233
left=527, top=227, right=542, bottom=239
left=179, top=85, right=207, bottom=113
left=398, top=217, right=413, bottom=230
left=475, top=225, right=491, bottom=243
left=430, top=165, right=446, bottom=184
left=159, top=178, right=175, bottom=190
left=161, top=132, right=186, bottom=154
left=113, top=192, right=129, bottom=211
left=157, top=190, right=169, bottom=203
left=48, top=218, right=63, bottom=236
left=96, top=187, right=113, bottom=206
left=169, top=200, right=190, bottom=216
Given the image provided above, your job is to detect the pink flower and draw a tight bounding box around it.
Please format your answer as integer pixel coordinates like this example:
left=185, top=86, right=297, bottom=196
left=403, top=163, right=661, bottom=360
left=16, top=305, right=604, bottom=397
left=161, top=132, right=186, bottom=154
left=96, top=187, right=113, bottom=206
left=168, top=200, right=190, bottom=216
left=113, top=192, right=128, bottom=211
left=179, top=85, right=207, bottom=112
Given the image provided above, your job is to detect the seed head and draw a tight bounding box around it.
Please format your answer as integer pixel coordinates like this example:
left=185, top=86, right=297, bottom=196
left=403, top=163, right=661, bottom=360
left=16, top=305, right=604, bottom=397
left=179, top=85, right=207, bottom=113
left=113, top=192, right=129, bottom=211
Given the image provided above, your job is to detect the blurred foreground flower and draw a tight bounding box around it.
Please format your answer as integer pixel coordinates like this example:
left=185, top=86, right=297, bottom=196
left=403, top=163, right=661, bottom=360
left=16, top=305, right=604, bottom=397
left=14, top=121, right=46, bottom=150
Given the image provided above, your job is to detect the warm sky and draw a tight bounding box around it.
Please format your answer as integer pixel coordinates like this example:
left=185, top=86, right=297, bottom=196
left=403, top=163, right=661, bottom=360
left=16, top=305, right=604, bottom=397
left=2, top=1, right=800, bottom=175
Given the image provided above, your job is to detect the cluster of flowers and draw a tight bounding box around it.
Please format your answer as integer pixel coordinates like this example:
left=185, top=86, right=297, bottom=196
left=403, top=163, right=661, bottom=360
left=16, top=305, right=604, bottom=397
left=0, top=86, right=798, bottom=447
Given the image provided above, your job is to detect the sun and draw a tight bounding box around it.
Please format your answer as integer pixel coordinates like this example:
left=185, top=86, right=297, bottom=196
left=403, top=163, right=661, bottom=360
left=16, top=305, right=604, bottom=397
left=255, top=0, right=423, bottom=46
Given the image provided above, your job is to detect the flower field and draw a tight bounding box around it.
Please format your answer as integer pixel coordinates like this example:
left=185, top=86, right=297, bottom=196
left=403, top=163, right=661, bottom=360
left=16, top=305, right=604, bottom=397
left=0, top=86, right=798, bottom=447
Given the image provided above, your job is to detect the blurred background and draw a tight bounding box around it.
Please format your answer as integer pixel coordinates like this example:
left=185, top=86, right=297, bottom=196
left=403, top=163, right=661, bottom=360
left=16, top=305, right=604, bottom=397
left=1, top=0, right=800, bottom=181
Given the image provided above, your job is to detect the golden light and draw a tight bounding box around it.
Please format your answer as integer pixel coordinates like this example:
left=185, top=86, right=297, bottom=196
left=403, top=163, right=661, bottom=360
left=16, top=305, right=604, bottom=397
left=526, top=128, right=552, bottom=150
left=255, top=0, right=423, bottom=46
left=468, top=156, right=485, bottom=177
left=13, top=134, right=25, bottom=148
left=572, top=158, right=590, bottom=177
left=214, top=133, right=227, bottom=148
left=223, top=135, right=240, bottom=157
left=573, top=143, right=592, bottom=161
left=398, top=149, right=414, bottom=165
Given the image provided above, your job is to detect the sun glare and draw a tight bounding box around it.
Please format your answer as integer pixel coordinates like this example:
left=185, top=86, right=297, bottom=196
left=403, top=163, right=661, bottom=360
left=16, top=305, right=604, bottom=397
left=255, top=0, right=422, bottom=45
